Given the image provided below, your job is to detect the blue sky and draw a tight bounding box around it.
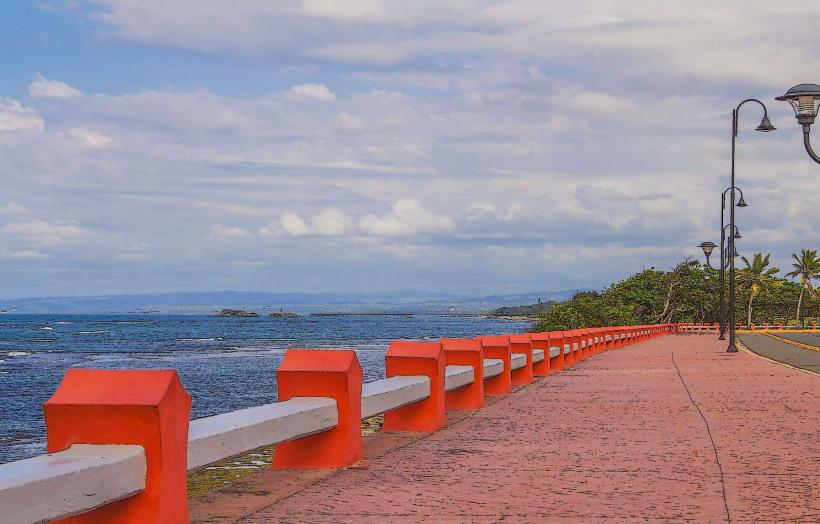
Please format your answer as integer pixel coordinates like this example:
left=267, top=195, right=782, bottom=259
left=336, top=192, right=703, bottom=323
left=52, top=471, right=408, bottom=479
left=1, top=1, right=819, bottom=299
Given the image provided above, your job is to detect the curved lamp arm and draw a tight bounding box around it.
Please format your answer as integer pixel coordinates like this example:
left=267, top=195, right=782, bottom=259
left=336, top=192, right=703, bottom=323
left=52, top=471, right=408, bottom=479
left=734, top=98, right=772, bottom=137
left=703, top=254, right=718, bottom=271
left=802, top=124, right=820, bottom=164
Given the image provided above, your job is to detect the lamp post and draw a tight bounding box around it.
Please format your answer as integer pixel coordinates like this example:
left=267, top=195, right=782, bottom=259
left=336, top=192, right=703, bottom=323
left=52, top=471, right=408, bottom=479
left=726, top=99, right=774, bottom=352
left=776, top=84, right=820, bottom=164
left=700, top=223, right=741, bottom=341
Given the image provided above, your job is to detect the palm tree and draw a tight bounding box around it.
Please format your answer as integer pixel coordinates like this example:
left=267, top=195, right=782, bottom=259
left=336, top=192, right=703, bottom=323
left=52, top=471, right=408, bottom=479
left=785, top=249, right=820, bottom=327
left=737, top=253, right=780, bottom=327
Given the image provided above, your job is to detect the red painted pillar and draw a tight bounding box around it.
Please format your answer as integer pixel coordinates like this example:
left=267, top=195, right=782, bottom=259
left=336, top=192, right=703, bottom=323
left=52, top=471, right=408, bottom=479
left=478, top=335, right=511, bottom=396
left=44, top=369, right=191, bottom=523
left=561, top=330, right=575, bottom=366
left=529, top=332, right=552, bottom=376
left=508, top=334, right=534, bottom=385
left=441, top=338, right=484, bottom=409
left=572, top=329, right=583, bottom=360
left=382, top=341, right=446, bottom=432
left=273, top=349, right=363, bottom=469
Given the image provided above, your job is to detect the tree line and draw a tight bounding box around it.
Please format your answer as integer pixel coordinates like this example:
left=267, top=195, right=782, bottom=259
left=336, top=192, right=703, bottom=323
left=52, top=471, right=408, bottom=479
left=533, top=249, right=819, bottom=331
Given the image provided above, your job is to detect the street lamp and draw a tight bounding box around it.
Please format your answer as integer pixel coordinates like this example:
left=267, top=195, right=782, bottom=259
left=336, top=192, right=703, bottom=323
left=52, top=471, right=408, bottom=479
left=700, top=221, right=742, bottom=338
left=776, top=83, right=820, bottom=164
left=724, top=99, right=775, bottom=352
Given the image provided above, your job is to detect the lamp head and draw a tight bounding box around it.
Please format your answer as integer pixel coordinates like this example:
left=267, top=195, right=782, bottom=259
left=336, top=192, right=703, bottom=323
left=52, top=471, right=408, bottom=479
left=776, top=83, right=820, bottom=125
left=698, top=241, right=716, bottom=257
left=733, top=229, right=742, bottom=239
left=737, top=194, right=748, bottom=207
left=756, top=115, right=776, bottom=132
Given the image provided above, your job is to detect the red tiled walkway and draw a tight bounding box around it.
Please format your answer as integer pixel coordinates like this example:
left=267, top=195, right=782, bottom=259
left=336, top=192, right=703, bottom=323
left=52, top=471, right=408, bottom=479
left=191, top=336, right=819, bottom=522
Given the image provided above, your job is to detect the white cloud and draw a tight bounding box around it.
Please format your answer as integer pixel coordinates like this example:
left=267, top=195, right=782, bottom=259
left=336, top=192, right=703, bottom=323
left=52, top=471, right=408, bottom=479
left=211, top=224, right=253, bottom=239
left=359, top=199, right=455, bottom=236
left=300, top=0, right=387, bottom=22
left=280, top=213, right=312, bottom=237
left=276, top=208, right=355, bottom=237
left=2, top=250, right=50, bottom=260
left=285, top=83, right=336, bottom=102
left=0, top=98, right=44, bottom=135
left=0, top=202, right=29, bottom=215
left=1, top=220, right=88, bottom=247
left=28, top=74, right=83, bottom=99
left=64, top=127, right=113, bottom=148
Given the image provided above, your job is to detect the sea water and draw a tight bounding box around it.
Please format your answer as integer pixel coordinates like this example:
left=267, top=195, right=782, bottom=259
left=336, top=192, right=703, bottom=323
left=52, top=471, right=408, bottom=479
left=0, top=314, right=531, bottom=464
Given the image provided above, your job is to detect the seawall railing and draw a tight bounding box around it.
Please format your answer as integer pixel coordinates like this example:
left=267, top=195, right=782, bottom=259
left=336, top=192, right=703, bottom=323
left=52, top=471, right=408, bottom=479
left=0, top=324, right=675, bottom=523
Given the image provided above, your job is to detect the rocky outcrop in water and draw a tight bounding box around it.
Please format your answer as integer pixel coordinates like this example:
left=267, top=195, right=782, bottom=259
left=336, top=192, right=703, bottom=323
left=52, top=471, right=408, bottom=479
left=216, top=309, right=259, bottom=317
left=269, top=312, right=297, bottom=318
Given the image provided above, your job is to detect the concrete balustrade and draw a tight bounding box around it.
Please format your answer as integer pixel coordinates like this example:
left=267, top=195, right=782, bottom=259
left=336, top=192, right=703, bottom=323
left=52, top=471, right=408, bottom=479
left=508, top=334, right=534, bottom=385
left=441, top=338, right=484, bottom=409
left=529, top=332, right=552, bottom=376
left=0, top=444, right=146, bottom=524
left=381, top=341, right=446, bottom=432
left=478, top=335, right=513, bottom=396
left=0, top=324, right=675, bottom=523
left=188, top=397, right=338, bottom=470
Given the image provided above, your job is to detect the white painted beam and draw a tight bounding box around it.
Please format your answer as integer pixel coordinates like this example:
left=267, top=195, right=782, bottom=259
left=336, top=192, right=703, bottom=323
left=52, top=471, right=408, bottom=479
left=564, top=344, right=571, bottom=355
left=549, top=346, right=560, bottom=358
left=187, top=397, right=337, bottom=470
left=510, top=353, right=527, bottom=370
left=444, top=365, right=474, bottom=392
left=532, top=349, right=545, bottom=363
left=483, top=358, right=504, bottom=378
left=361, top=375, right=430, bottom=419
left=0, top=444, right=145, bottom=524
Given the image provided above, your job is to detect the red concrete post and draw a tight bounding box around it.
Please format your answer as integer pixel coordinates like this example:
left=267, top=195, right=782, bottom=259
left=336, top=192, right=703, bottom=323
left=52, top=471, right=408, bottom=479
left=478, top=335, right=512, bottom=396
left=579, top=329, right=590, bottom=358
left=777, top=322, right=784, bottom=330
left=812, top=322, right=817, bottom=330
left=589, top=328, right=600, bottom=353
left=382, top=341, right=446, bottom=432
left=604, top=328, right=615, bottom=349
left=570, top=330, right=583, bottom=361
left=560, top=331, right=575, bottom=365
left=441, top=338, right=484, bottom=409
left=273, top=349, right=363, bottom=469
left=44, top=369, right=191, bottom=523
left=508, top=334, right=534, bottom=385
left=529, top=332, right=552, bottom=376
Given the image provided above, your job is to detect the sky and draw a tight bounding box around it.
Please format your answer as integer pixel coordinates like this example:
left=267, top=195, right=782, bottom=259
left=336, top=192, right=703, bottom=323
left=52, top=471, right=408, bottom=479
left=1, top=1, right=819, bottom=299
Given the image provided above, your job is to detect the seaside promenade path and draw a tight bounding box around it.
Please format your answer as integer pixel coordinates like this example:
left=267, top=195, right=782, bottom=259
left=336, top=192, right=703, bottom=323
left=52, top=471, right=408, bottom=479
left=190, top=335, right=819, bottom=522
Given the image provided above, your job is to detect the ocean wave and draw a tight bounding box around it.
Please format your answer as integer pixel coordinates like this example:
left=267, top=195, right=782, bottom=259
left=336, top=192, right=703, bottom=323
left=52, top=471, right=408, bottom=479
left=55, top=321, right=71, bottom=325
left=38, top=326, right=53, bottom=331
left=7, top=351, right=31, bottom=357
left=74, top=330, right=111, bottom=335
left=177, top=337, right=224, bottom=342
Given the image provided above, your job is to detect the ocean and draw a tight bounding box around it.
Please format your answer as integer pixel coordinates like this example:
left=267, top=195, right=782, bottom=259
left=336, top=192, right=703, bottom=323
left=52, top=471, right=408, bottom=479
left=0, top=314, right=531, bottom=464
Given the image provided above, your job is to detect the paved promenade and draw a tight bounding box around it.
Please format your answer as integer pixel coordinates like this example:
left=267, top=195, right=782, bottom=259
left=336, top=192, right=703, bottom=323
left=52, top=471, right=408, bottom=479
left=191, top=335, right=819, bottom=522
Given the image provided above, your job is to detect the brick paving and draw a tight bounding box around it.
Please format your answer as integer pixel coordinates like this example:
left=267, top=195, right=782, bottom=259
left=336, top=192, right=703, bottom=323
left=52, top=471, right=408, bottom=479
left=190, top=335, right=819, bottom=523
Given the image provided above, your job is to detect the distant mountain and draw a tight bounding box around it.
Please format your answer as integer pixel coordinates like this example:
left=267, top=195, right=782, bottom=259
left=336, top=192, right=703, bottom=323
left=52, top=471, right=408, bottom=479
left=0, top=289, right=578, bottom=315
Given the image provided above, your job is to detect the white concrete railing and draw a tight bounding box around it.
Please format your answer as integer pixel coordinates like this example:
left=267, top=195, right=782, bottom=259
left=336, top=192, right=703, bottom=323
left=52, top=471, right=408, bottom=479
left=0, top=444, right=145, bottom=524
left=188, top=397, right=338, bottom=470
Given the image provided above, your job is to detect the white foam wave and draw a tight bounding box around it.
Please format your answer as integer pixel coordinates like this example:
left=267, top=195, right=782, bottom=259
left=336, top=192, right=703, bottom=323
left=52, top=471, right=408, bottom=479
left=7, top=351, right=30, bottom=357
left=74, top=330, right=111, bottom=335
